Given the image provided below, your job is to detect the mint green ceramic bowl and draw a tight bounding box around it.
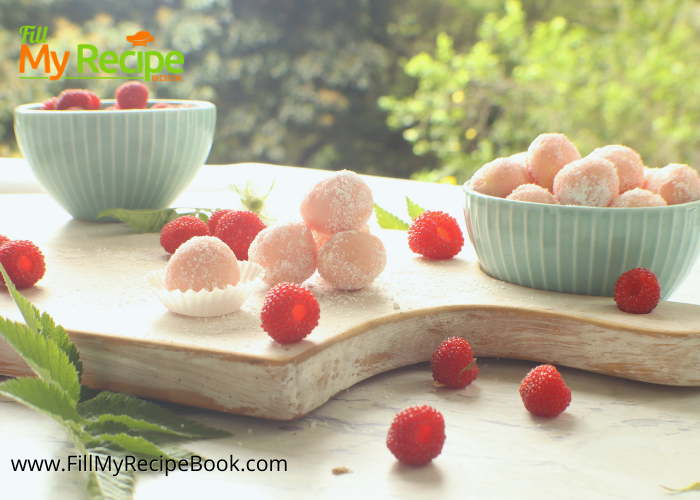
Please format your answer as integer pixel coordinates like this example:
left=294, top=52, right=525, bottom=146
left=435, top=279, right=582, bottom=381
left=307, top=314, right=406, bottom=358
left=14, top=100, right=216, bottom=222
left=463, top=183, right=700, bottom=300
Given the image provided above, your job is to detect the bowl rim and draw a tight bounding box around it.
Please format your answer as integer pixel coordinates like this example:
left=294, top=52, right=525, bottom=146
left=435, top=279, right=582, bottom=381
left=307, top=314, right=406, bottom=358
left=15, top=99, right=215, bottom=114
left=463, top=180, right=700, bottom=212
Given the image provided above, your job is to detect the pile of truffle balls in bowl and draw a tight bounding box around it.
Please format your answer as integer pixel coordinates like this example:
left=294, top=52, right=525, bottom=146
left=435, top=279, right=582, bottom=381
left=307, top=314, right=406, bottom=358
left=463, top=133, right=700, bottom=299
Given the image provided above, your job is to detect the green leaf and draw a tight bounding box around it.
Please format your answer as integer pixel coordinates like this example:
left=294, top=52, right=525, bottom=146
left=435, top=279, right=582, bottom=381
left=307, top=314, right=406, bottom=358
left=82, top=445, right=135, bottom=500
left=97, top=208, right=182, bottom=233
left=0, top=317, right=80, bottom=402
left=79, top=392, right=230, bottom=439
left=87, top=413, right=199, bottom=438
left=662, top=482, right=700, bottom=493
left=374, top=203, right=410, bottom=230
left=39, top=313, right=82, bottom=381
left=406, top=197, right=426, bottom=220
left=95, top=433, right=174, bottom=458
left=0, top=264, right=41, bottom=333
left=0, top=377, right=79, bottom=422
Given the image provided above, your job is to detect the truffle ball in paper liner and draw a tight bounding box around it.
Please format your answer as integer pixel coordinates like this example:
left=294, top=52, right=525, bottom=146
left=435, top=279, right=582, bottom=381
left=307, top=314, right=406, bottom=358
left=645, top=163, right=700, bottom=205
left=300, top=170, right=374, bottom=234
left=317, top=230, right=386, bottom=290
left=589, top=145, right=644, bottom=194
left=612, top=188, right=667, bottom=208
left=527, top=133, right=581, bottom=191
left=553, top=156, right=619, bottom=207
left=506, top=184, right=558, bottom=204
left=165, top=236, right=240, bottom=292
left=249, top=220, right=318, bottom=285
left=470, top=157, right=531, bottom=198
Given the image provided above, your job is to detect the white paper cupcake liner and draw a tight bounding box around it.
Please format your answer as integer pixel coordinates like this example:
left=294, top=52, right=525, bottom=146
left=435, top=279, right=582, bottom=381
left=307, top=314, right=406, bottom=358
left=146, top=261, right=263, bottom=317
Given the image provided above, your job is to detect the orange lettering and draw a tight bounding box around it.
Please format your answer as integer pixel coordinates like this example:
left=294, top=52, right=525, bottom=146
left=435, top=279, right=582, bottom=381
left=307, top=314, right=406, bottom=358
left=19, top=44, right=50, bottom=73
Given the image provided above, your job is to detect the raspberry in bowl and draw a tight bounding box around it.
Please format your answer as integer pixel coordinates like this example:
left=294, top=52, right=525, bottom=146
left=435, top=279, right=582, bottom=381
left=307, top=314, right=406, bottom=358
left=463, top=135, right=700, bottom=299
left=14, top=85, right=215, bottom=222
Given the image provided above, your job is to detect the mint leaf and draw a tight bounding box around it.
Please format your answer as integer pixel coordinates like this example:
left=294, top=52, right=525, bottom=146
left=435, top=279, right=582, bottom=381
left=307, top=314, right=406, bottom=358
left=97, top=208, right=181, bottom=233
left=0, top=377, right=79, bottom=422
left=374, top=203, right=410, bottom=230
left=79, top=392, right=230, bottom=439
left=406, top=197, right=426, bottom=220
left=0, top=317, right=80, bottom=402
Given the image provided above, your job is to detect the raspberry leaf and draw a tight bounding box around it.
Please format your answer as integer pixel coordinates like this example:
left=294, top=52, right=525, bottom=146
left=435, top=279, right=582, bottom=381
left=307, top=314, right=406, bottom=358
left=406, top=197, right=426, bottom=220
left=39, top=312, right=83, bottom=382
left=0, top=377, right=79, bottom=423
left=97, top=208, right=182, bottom=232
left=374, top=203, right=410, bottom=230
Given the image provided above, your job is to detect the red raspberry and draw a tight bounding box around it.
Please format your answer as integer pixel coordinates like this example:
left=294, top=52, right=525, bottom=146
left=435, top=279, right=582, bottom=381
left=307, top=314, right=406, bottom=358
left=0, top=235, right=10, bottom=248
left=407, top=210, right=464, bottom=259
left=614, top=268, right=660, bottom=314
left=151, top=102, right=172, bottom=109
left=0, top=240, right=46, bottom=289
left=160, top=215, right=210, bottom=254
left=431, top=337, right=478, bottom=388
left=214, top=211, right=266, bottom=260
left=208, top=209, right=234, bottom=234
left=41, top=97, right=58, bottom=110
left=85, top=90, right=101, bottom=110
left=260, top=283, right=320, bottom=344
left=116, top=81, right=149, bottom=109
left=519, top=364, right=571, bottom=418
left=386, top=405, right=445, bottom=465
left=55, top=90, right=93, bottom=110
left=103, top=105, right=120, bottom=111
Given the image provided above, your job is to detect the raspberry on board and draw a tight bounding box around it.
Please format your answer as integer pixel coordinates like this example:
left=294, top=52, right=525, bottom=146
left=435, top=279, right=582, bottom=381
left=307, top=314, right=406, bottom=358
left=214, top=211, right=267, bottom=261
left=260, top=282, right=320, bottom=344
left=407, top=210, right=464, bottom=260
left=519, top=364, right=572, bottom=418
left=431, top=336, right=478, bottom=388
left=386, top=405, right=446, bottom=465
left=160, top=215, right=210, bottom=254
left=55, top=90, right=93, bottom=111
left=0, top=240, right=46, bottom=289
left=208, top=209, right=234, bottom=234
left=614, top=268, right=661, bottom=314
left=115, top=81, right=149, bottom=109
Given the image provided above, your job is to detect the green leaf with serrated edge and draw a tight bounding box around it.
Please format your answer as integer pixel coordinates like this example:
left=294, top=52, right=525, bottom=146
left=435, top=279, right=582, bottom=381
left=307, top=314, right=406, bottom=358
left=78, top=392, right=230, bottom=439
left=0, top=317, right=80, bottom=402
left=95, top=433, right=175, bottom=458
left=97, top=208, right=181, bottom=233
left=40, top=313, right=82, bottom=381
left=80, top=386, right=101, bottom=402
left=406, top=197, right=426, bottom=220
left=0, top=264, right=41, bottom=333
left=662, top=482, right=700, bottom=493
left=87, top=413, right=198, bottom=438
left=374, top=203, right=410, bottom=230
left=0, top=377, right=79, bottom=422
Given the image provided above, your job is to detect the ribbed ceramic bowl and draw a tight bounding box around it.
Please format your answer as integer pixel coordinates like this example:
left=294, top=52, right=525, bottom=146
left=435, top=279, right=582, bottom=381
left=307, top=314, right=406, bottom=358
left=14, top=100, right=216, bottom=222
left=464, top=183, right=700, bottom=299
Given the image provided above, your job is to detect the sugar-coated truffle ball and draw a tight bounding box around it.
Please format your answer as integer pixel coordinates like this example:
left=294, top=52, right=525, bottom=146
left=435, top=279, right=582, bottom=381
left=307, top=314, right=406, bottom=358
left=165, top=236, right=240, bottom=292
left=509, top=152, right=528, bottom=168
left=527, top=133, right=581, bottom=191
left=553, top=156, right=620, bottom=207
left=470, top=157, right=531, bottom=198
left=611, top=188, right=667, bottom=208
left=248, top=221, right=317, bottom=285
left=643, top=167, right=660, bottom=189
left=506, top=184, right=558, bottom=204
left=311, top=224, right=369, bottom=250
left=300, top=170, right=374, bottom=234
left=317, top=230, right=386, bottom=290
left=589, top=145, right=644, bottom=194
left=645, top=164, right=700, bottom=205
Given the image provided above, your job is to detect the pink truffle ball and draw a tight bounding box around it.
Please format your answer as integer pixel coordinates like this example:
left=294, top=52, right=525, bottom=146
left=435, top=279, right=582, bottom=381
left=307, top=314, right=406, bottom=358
left=506, top=184, right=558, bottom=204
left=645, top=164, right=700, bottom=205
left=317, top=230, right=387, bottom=290
left=300, top=170, right=374, bottom=234
left=527, top=133, right=581, bottom=192
left=589, top=145, right=644, bottom=194
left=470, top=157, right=532, bottom=198
left=509, top=151, right=528, bottom=168
left=553, top=156, right=620, bottom=207
left=611, top=188, right=667, bottom=208
left=165, top=236, right=240, bottom=292
left=311, top=224, right=369, bottom=250
left=248, top=221, right=318, bottom=285
left=643, top=167, right=660, bottom=189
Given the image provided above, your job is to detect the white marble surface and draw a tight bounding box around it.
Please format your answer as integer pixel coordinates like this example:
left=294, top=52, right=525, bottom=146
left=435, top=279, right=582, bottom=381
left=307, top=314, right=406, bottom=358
left=1, top=160, right=700, bottom=499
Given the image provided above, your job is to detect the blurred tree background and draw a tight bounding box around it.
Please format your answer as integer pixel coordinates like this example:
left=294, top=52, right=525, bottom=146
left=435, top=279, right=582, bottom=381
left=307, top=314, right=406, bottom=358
left=1, top=0, right=699, bottom=181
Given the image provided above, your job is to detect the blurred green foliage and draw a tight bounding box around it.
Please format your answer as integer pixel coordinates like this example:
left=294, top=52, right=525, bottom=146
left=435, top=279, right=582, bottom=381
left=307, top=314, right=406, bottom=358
left=381, top=0, right=700, bottom=182
left=2, top=0, right=700, bottom=181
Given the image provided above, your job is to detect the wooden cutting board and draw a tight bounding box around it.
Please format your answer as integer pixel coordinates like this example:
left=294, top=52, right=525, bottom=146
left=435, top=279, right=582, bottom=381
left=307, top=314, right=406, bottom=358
left=1, top=166, right=700, bottom=420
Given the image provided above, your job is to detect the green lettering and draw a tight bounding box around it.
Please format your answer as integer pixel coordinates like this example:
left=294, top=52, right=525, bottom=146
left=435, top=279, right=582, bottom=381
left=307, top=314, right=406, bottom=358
left=165, top=51, right=184, bottom=73
left=119, top=50, right=136, bottom=73
left=98, top=51, right=118, bottom=73
left=144, top=51, right=164, bottom=82
left=77, top=44, right=98, bottom=73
